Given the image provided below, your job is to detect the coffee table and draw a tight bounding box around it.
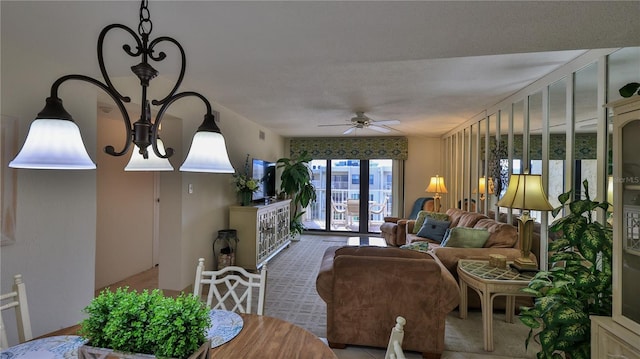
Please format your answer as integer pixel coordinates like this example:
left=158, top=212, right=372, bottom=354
left=347, top=236, right=387, bottom=247
left=457, top=259, right=536, bottom=352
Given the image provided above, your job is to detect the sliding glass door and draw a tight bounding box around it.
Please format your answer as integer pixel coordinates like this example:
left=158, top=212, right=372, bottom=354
left=304, top=159, right=393, bottom=234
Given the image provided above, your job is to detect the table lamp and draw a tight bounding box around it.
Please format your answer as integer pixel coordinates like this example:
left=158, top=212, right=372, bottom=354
left=425, top=175, right=448, bottom=212
left=477, top=176, right=494, bottom=201
left=496, top=172, right=553, bottom=271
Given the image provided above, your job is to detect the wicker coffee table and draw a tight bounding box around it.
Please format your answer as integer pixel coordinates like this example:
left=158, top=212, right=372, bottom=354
left=457, top=259, right=536, bottom=352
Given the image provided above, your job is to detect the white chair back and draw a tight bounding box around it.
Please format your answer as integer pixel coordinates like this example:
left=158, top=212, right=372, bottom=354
left=193, top=258, right=266, bottom=315
left=385, top=316, right=406, bottom=359
left=0, top=274, right=32, bottom=349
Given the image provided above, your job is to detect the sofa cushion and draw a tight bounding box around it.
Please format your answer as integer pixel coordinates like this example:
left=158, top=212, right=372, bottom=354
left=416, top=217, right=451, bottom=242
left=474, top=218, right=519, bottom=248
left=412, top=211, right=449, bottom=234
left=400, top=241, right=431, bottom=253
left=456, top=212, right=488, bottom=228
left=441, top=227, right=490, bottom=248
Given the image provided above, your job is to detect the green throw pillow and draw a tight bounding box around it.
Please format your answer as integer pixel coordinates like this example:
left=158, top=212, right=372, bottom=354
left=412, top=211, right=450, bottom=234
left=441, top=227, right=490, bottom=248
left=400, top=241, right=431, bottom=253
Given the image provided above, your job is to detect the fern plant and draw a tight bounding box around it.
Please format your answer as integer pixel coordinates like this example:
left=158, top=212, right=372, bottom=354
left=519, top=180, right=612, bottom=359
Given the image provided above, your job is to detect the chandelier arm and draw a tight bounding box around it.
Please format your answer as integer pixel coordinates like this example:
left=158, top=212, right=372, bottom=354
left=97, top=23, right=144, bottom=103
left=150, top=91, right=213, bottom=159
left=147, top=36, right=186, bottom=106
left=50, top=74, right=134, bottom=157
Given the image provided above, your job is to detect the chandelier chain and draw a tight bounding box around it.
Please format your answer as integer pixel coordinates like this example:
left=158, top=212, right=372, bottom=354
left=138, top=0, right=152, bottom=37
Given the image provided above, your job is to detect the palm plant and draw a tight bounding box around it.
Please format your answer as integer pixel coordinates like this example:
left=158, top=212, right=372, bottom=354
left=520, top=180, right=612, bottom=359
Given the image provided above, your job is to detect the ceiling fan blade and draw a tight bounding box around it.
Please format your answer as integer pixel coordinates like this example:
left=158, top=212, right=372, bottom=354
left=368, top=125, right=390, bottom=133
left=373, top=120, right=400, bottom=126
left=343, top=127, right=356, bottom=135
left=318, top=123, right=352, bottom=127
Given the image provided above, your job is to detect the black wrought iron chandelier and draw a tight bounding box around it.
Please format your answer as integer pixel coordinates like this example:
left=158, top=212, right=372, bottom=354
left=9, top=0, right=235, bottom=173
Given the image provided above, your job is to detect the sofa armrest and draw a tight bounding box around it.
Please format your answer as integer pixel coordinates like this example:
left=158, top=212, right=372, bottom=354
left=383, top=216, right=400, bottom=223
left=430, top=247, right=535, bottom=278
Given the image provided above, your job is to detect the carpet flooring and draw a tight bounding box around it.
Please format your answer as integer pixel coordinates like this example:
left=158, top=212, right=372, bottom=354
left=263, top=234, right=541, bottom=359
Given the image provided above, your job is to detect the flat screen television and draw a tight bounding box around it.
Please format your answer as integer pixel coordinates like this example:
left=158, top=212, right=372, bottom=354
left=252, top=159, right=276, bottom=202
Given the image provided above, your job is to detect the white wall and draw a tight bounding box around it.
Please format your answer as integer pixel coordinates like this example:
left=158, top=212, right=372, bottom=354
left=1, top=57, right=98, bottom=342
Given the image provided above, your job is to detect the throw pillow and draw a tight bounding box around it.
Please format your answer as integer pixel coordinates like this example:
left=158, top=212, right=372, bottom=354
left=412, top=211, right=450, bottom=234
left=416, top=217, right=451, bottom=243
left=400, top=241, right=430, bottom=253
left=441, top=227, right=490, bottom=248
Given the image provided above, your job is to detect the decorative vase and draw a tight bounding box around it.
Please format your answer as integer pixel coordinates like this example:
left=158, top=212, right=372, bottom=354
left=240, top=191, right=252, bottom=206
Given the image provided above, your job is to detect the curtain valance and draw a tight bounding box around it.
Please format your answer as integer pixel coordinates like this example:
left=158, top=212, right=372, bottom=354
left=289, top=137, right=408, bottom=160
left=482, top=133, right=597, bottom=160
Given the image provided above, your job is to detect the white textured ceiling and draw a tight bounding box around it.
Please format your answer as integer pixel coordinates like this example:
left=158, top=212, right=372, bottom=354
left=2, top=1, right=639, bottom=138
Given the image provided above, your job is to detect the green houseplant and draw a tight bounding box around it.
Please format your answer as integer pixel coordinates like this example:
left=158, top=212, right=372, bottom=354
left=78, top=288, right=211, bottom=359
left=620, top=82, right=640, bottom=98
left=276, top=151, right=317, bottom=238
left=520, top=180, right=612, bottom=359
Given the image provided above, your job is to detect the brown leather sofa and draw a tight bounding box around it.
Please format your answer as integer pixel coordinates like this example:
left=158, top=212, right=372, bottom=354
left=316, top=246, right=459, bottom=359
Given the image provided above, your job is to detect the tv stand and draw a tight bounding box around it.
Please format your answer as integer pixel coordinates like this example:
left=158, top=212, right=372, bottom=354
left=229, top=200, right=291, bottom=270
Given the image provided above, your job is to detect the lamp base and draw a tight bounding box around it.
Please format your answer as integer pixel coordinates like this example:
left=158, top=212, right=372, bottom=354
left=510, top=257, right=539, bottom=272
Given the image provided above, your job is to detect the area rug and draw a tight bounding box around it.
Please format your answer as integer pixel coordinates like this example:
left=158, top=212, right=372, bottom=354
left=264, top=234, right=540, bottom=358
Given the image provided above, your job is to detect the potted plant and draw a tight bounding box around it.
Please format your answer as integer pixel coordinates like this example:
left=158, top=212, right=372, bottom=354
left=78, top=287, right=211, bottom=359
left=276, top=151, right=317, bottom=239
left=620, top=82, right=640, bottom=98
left=232, top=155, right=261, bottom=206
left=519, top=180, right=612, bottom=359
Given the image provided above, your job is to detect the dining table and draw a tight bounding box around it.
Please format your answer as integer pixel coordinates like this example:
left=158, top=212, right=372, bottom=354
left=0, top=311, right=336, bottom=359
left=209, top=312, right=338, bottom=358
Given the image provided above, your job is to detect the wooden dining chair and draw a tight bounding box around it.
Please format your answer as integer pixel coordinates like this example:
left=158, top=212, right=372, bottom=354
left=193, top=258, right=267, bottom=315
left=385, top=316, right=407, bottom=359
left=0, top=274, right=32, bottom=349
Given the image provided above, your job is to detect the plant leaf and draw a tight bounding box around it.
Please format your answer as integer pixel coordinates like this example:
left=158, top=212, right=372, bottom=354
left=619, top=82, right=640, bottom=98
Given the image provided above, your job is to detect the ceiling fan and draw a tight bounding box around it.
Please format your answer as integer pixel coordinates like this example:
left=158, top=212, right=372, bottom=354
left=319, top=112, right=400, bottom=135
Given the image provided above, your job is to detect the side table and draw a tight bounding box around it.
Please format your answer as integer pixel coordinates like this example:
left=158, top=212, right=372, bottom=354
left=457, top=259, right=536, bottom=352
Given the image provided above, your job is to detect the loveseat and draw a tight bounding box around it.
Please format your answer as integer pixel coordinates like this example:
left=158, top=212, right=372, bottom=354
left=316, top=246, right=459, bottom=359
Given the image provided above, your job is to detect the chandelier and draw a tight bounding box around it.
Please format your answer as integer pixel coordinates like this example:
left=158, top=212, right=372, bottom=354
left=9, top=0, right=235, bottom=173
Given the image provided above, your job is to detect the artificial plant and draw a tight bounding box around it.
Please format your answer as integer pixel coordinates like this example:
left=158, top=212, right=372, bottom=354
left=79, top=287, right=210, bottom=358
left=276, top=151, right=317, bottom=236
left=519, top=180, right=612, bottom=359
left=620, top=82, right=640, bottom=98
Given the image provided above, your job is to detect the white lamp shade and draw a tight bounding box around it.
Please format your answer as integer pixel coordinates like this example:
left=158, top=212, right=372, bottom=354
left=179, top=131, right=235, bottom=173
left=125, top=139, right=174, bottom=171
left=9, top=119, right=96, bottom=170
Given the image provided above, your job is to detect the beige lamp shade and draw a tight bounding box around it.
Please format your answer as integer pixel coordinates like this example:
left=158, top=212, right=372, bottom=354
left=425, top=175, right=448, bottom=194
left=478, top=177, right=494, bottom=194
left=497, top=173, right=553, bottom=211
